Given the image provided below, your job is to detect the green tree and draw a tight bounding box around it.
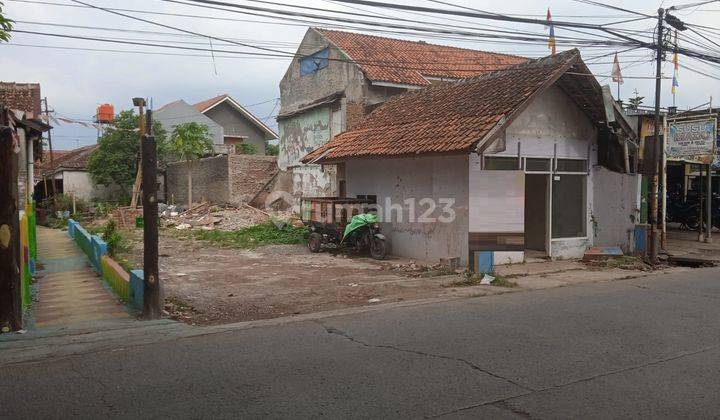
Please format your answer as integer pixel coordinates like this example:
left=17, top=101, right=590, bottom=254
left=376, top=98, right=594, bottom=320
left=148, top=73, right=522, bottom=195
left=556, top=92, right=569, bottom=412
left=169, top=122, right=214, bottom=208
left=87, top=110, right=168, bottom=200
left=0, top=2, right=13, bottom=42
left=628, top=90, right=644, bottom=110
left=265, top=143, right=279, bottom=156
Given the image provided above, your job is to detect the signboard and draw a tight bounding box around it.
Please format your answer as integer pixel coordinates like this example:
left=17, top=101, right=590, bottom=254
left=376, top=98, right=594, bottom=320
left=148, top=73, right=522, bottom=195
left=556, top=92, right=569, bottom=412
left=666, top=118, right=718, bottom=164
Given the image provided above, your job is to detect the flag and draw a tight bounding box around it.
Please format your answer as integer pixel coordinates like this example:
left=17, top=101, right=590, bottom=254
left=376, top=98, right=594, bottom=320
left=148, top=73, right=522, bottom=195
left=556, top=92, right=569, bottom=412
left=611, top=53, right=623, bottom=84
left=672, top=30, right=680, bottom=95
left=547, top=9, right=556, bottom=55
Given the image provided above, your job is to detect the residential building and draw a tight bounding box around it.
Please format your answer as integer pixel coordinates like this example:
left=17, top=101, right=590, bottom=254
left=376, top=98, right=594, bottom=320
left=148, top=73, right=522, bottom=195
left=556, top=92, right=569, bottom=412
left=303, top=50, right=640, bottom=267
left=278, top=28, right=527, bottom=198
left=34, top=144, right=124, bottom=202
left=155, top=94, right=278, bottom=155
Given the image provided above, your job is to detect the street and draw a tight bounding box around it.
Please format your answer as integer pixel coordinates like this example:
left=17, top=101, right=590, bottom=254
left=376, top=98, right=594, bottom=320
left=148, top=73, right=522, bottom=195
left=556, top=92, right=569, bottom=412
left=2, top=267, right=720, bottom=418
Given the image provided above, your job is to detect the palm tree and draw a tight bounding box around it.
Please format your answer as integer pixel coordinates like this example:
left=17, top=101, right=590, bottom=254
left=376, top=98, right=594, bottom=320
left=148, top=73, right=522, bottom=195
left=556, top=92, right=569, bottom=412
left=169, top=122, right=214, bottom=209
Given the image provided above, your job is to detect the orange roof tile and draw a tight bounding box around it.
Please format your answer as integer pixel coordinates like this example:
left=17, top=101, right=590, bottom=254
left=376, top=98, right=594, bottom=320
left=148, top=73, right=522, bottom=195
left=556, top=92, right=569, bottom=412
left=316, top=28, right=527, bottom=86
left=303, top=50, right=581, bottom=163
left=193, top=94, right=229, bottom=112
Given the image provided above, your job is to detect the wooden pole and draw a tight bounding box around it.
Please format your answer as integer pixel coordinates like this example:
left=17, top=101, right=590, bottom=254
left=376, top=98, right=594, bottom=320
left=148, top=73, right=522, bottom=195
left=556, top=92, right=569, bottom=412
left=141, top=110, right=161, bottom=319
left=43, top=98, right=56, bottom=200
left=130, top=99, right=145, bottom=208
left=648, top=8, right=664, bottom=264
left=0, top=111, right=22, bottom=332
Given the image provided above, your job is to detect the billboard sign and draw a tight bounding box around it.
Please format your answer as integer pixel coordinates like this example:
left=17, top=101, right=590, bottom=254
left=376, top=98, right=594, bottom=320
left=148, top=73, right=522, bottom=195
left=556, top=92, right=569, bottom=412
left=666, top=118, right=718, bottom=164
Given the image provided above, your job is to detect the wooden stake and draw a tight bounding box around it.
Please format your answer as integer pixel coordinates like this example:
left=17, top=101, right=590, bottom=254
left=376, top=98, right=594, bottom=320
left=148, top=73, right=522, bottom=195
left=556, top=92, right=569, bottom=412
left=0, top=111, right=22, bottom=332
left=141, top=110, right=161, bottom=319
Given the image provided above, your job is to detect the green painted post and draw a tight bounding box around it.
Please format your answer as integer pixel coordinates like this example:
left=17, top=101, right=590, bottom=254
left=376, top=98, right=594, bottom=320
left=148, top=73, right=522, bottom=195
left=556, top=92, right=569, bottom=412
left=29, top=201, right=37, bottom=260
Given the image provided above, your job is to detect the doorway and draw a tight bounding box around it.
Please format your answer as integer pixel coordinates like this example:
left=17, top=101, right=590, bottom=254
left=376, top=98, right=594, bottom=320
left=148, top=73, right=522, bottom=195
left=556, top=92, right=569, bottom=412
left=524, top=174, right=549, bottom=258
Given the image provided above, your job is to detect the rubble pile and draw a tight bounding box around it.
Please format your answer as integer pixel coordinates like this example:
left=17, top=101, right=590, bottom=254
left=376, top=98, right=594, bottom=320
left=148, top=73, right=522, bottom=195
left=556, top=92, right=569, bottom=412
left=160, top=201, right=298, bottom=231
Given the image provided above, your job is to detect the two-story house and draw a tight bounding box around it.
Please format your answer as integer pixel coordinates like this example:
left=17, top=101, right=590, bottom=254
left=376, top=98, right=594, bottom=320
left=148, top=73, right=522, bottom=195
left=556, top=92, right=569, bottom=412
left=155, top=94, right=277, bottom=156
left=278, top=28, right=526, bottom=198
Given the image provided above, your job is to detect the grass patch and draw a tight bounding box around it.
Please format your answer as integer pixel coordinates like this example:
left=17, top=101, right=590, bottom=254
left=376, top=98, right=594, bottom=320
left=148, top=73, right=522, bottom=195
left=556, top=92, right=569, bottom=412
left=586, top=256, right=650, bottom=271
left=448, top=272, right=518, bottom=288
left=176, top=221, right=308, bottom=249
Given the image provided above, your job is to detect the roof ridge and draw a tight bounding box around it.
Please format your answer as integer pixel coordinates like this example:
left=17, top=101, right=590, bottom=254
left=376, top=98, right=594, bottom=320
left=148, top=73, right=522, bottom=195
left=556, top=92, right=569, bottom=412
left=313, top=27, right=526, bottom=60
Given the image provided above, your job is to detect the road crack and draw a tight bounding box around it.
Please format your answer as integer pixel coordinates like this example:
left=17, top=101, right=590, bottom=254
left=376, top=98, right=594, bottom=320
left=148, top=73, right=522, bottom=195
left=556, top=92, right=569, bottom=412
left=314, top=321, right=535, bottom=393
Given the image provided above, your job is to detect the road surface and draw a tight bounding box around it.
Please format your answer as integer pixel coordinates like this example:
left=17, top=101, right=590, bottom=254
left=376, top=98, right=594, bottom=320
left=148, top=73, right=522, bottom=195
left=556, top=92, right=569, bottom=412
left=2, top=268, right=720, bottom=418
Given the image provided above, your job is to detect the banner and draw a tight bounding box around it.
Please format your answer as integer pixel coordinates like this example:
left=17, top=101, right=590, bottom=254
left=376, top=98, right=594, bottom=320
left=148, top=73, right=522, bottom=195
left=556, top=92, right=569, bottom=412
left=666, top=118, right=717, bottom=164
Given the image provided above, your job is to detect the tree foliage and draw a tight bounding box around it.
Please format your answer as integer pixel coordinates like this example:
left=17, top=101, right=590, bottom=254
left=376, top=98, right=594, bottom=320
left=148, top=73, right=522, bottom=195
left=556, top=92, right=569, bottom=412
left=0, top=2, right=13, bottom=42
left=265, top=143, right=279, bottom=156
left=87, top=110, right=168, bottom=197
left=169, top=122, right=214, bottom=162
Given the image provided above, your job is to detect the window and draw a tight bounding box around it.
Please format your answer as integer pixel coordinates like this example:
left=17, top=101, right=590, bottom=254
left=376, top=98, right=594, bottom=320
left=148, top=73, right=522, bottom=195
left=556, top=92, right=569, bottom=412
left=525, top=158, right=551, bottom=172
left=552, top=175, right=587, bottom=238
left=300, top=48, right=329, bottom=75
left=484, top=156, right=519, bottom=170
left=556, top=159, right=587, bottom=173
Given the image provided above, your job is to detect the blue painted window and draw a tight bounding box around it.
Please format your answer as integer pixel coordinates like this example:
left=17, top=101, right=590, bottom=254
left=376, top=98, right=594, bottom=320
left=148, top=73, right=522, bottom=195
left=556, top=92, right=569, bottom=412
left=300, top=48, right=329, bottom=76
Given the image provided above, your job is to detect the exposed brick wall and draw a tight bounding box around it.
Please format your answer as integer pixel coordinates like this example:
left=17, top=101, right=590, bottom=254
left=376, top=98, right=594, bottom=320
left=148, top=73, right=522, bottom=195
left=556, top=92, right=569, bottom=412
left=166, top=155, right=229, bottom=206
left=345, top=100, right=366, bottom=132
left=227, top=155, right=278, bottom=205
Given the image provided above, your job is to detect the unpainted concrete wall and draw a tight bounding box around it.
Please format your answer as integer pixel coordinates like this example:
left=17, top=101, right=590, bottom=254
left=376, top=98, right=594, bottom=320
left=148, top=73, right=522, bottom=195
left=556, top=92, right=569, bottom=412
left=346, top=155, right=469, bottom=265
left=592, top=166, right=641, bottom=252
left=154, top=100, right=224, bottom=145
left=204, top=101, right=268, bottom=155
left=166, top=155, right=229, bottom=205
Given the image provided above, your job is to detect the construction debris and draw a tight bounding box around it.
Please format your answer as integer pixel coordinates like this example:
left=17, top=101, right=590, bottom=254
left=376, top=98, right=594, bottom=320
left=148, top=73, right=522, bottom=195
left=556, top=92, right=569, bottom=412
left=160, top=200, right=297, bottom=232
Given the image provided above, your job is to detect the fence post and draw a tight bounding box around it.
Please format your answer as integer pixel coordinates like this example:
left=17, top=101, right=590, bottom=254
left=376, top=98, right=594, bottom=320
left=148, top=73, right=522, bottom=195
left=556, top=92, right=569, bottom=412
left=0, top=116, right=22, bottom=332
left=141, top=129, right=161, bottom=319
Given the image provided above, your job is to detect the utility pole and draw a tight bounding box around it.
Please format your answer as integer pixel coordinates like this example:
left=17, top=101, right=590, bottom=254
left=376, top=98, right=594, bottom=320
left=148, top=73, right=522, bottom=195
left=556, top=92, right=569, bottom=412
left=42, top=98, right=56, bottom=199
left=141, top=109, right=161, bottom=319
left=0, top=108, right=22, bottom=332
left=648, top=8, right=665, bottom=265
left=130, top=98, right=146, bottom=208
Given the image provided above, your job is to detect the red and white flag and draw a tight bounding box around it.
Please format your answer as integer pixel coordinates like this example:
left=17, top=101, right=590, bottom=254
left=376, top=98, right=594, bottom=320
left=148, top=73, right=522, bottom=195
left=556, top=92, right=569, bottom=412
left=611, top=53, right=624, bottom=84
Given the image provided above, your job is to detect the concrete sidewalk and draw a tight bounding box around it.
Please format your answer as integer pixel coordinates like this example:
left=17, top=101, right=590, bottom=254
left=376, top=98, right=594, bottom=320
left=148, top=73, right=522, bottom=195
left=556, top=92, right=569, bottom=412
left=32, top=227, right=132, bottom=329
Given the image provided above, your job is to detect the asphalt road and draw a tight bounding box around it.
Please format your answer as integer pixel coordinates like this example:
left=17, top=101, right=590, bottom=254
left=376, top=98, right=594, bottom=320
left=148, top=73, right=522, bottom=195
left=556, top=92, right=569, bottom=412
left=3, top=268, right=720, bottom=419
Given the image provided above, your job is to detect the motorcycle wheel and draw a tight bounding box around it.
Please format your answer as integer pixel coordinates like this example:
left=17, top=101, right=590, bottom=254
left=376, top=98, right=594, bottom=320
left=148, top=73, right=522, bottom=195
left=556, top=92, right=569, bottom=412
left=369, top=237, right=387, bottom=260
left=308, top=232, right=323, bottom=253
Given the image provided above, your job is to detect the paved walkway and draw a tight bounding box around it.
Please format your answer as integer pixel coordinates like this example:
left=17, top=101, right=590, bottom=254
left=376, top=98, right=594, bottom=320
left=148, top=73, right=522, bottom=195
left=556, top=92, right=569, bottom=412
left=34, top=226, right=131, bottom=329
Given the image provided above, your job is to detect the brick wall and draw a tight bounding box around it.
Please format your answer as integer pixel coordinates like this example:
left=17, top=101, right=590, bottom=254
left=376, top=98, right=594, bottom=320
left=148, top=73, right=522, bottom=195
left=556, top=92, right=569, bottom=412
left=166, top=155, right=229, bottom=206
left=228, top=155, right=278, bottom=205
left=345, top=100, right=366, bottom=132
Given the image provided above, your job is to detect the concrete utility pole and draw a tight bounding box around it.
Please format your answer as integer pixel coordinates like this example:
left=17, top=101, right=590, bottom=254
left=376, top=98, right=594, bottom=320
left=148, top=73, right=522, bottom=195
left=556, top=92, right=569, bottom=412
left=0, top=109, right=22, bottom=332
left=130, top=97, right=146, bottom=208
left=141, top=110, right=161, bottom=319
left=648, top=8, right=665, bottom=265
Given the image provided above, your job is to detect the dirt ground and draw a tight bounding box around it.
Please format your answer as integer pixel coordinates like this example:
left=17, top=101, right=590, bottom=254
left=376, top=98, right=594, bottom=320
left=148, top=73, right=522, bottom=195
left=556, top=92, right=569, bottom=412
left=125, top=233, right=468, bottom=325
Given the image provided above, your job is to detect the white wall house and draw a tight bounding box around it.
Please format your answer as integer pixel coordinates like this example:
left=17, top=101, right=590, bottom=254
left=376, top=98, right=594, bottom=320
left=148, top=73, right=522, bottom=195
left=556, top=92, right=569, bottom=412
left=303, top=50, right=640, bottom=268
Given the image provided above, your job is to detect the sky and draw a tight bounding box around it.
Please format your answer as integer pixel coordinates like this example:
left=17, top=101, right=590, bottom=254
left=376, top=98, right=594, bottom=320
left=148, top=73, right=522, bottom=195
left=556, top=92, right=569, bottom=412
left=2, top=0, right=719, bottom=150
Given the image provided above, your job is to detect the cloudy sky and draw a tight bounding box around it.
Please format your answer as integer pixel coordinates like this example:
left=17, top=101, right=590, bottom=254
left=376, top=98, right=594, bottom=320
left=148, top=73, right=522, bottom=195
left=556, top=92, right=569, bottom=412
left=3, top=0, right=719, bottom=149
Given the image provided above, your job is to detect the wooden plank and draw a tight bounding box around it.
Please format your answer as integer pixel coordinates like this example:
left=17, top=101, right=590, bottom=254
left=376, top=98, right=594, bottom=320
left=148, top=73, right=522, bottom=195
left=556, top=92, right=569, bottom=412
left=0, top=112, right=22, bottom=331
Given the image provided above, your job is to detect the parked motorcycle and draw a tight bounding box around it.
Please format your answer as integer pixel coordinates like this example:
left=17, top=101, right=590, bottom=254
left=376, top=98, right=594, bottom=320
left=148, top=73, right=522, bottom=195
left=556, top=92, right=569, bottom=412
left=341, top=213, right=387, bottom=260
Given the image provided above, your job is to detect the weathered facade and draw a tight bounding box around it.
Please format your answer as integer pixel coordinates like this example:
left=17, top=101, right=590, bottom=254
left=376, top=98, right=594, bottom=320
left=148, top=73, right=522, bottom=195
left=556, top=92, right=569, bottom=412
left=156, top=95, right=278, bottom=155
left=304, top=51, right=641, bottom=267
left=278, top=28, right=525, bottom=198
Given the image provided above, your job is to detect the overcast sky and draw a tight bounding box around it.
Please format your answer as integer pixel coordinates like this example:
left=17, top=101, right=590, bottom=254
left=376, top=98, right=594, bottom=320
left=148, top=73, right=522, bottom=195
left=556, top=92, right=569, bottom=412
left=3, top=0, right=719, bottom=150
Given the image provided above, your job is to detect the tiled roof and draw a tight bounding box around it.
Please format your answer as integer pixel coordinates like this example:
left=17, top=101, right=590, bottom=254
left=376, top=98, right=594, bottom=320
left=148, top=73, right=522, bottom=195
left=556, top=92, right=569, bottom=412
left=0, top=82, right=42, bottom=116
left=303, top=50, right=581, bottom=163
left=193, top=94, right=229, bottom=112
left=37, top=144, right=99, bottom=175
left=316, top=29, right=527, bottom=86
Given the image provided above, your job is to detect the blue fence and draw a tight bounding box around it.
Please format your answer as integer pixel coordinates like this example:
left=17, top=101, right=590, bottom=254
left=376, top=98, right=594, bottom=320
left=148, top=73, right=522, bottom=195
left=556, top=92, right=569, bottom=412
left=67, top=219, right=144, bottom=310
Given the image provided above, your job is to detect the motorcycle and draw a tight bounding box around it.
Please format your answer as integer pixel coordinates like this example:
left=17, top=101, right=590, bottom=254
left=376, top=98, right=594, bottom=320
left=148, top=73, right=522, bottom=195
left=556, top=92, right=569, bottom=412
left=341, top=213, right=387, bottom=260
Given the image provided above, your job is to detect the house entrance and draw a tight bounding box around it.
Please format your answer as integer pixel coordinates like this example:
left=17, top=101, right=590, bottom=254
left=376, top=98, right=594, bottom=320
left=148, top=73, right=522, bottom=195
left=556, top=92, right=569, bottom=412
left=524, top=174, right=550, bottom=258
